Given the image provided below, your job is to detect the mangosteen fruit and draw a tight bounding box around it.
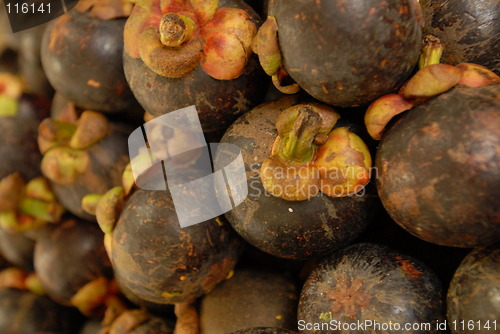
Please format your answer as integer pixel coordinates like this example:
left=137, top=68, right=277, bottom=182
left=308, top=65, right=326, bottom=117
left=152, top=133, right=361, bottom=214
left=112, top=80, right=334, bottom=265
left=447, top=244, right=500, bottom=333
left=298, top=243, right=444, bottom=333
left=33, top=218, right=113, bottom=315
left=0, top=288, right=82, bottom=334
left=375, top=83, right=500, bottom=247
left=363, top=47, right=500, bottom=248
left=38, top=109, right=131, bottom=221
left=420, top=0, right=499, bottom=74
left=123, top=0, right=267, bottom=134
left=41, top=0, right=137, bottom=112
left=217, top=98, right=373, bottom=259
left=109, top=188, right=243, bottom=306
left=252, top=0, right=423, bottom=107
left=200, top=266, right=298, bottom=333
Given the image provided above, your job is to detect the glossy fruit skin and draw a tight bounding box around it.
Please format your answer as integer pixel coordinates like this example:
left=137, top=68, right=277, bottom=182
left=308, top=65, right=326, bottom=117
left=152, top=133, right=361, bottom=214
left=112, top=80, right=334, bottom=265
left=34, top=218, right=112, bottom=305
left=0, top=288, right=82, bottom=334
left=447, top=245, right=500, bottom=334
left=200, top=267, right=298, bottom=333
left=110, top=189, right=243, bottom=305
left=217, top=98, right=373, bottom=260
left=298, top=243, right=444, bottom=334
left=41, top=10, right=136, bottom=112
left=273, top=0, right=422, bottom=107
left=48, top=123, right=131, bottom=222
left=376, top=84, right=500, bottom=248
left=420, top=0, right=500, bottom=74
left=123, top=0, right=266, bottom=134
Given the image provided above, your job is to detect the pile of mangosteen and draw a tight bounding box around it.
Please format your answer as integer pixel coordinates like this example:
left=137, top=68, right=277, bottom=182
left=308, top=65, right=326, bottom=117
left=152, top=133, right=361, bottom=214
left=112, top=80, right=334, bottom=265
left=0, top=0, right=498, bottom=333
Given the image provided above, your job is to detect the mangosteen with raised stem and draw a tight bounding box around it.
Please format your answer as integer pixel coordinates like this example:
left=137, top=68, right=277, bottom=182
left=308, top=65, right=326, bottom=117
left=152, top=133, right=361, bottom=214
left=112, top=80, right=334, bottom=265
left=216, top=98, right=374, bottom=260
left=298, top=243, right=445, bottom=333
left=41, top=0, right=138, bottom=112
left=252, top=0, right=423, bottom=107
left=38, top=108, right=131, bottom=221
left=123, top=0, right=267, bottom=135
left=365, top=49, right=500, bottom=247
left=447, top=245, right=500, bottom=333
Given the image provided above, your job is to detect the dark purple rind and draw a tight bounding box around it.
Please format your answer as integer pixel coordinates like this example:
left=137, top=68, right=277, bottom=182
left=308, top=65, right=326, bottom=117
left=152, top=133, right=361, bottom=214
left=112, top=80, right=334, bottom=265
left=298, top=243, right=444, bottom=334
left=0, top=288, right=83, bottom=334
left=420, top=0, right=500, bottom=74
left=200, top=267, right=298, bottom=333
left=274, top=0, right=422, bottom=107
left=34, top=218, right=112, bottom=305
left=217, top=98, right=373, bottom=260
left=48, top=123, right=131, bottom=221
left=447, top=245, right=500, bottom=333
left=376, top=84, right=500, bottom=248
left=110, top=189, right=243, bottom=305
left=0, top=227, right=35, bottom=272
left=41, top=11, right=137, bottom=112
left=123, top=0, right=267, bottom=134
left=0, top=117, right=42, bottom=181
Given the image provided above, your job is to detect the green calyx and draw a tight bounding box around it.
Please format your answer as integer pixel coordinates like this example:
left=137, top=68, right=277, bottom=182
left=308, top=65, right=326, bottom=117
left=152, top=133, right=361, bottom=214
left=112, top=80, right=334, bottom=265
left=0, top=174, right=64, bottom=232
left=82, top=187, right=125, bottom=234
left=0, top=95, right=18, bottom=117
left=275, top=105, right=340, bottom=164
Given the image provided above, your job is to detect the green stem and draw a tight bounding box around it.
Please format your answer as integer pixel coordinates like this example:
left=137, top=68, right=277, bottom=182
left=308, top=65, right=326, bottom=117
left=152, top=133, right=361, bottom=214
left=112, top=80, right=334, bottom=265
left=159, top=13, right=196, bottom=47
left=419, top=35, right=443, bottom=69
left=278, top=108, right=322, bottom=164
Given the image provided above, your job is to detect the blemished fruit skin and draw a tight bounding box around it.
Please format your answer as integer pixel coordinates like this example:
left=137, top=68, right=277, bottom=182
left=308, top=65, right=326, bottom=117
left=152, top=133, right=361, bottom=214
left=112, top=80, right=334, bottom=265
left=298, top=243, right=445, bottom=334
left=41, top=10, right=136, bottom=112
left=123, top=0, right=266, bottom=134
left=376, top=84, right=500, bottom=248
left=420, top=0, right=500, bottom=74
left=272, top=0, right=422, bottom=107
left=447, top=245, right=500, bottom=334
left=110, top=189, right=243, bottom=305
left=0, top=288, right=82, bottom=334
left=200, top=267, right=298, bottom=333
left=34, top=218, right=112, bottom=305
left=217, top=98, right=373, bottom=260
